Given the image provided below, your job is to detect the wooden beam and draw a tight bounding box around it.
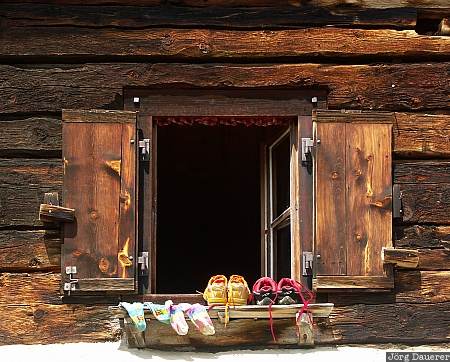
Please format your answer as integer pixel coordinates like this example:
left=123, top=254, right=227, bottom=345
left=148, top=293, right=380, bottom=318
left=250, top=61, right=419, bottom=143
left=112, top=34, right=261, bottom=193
left=5, top=28, right=450, bottom=62
left=394, top=161, right=450, bottom=183
left=382, top=247, right=419, bottom=268
left=313, top=276, right=394, bottom=290
left=0, top=4, right=417, bottom=29
left=0, top=230, right=61, bottom=272
left=39, top=203, right=75, bottom=223
left=395, top=225, right=450, bottom=248
left=76, top=278, right=135, bottom=292
left=0, top=304, right=120, bottom=345
left=62, top=109, right=136, bottom=123
left=1, top=63, right=449, bottom=114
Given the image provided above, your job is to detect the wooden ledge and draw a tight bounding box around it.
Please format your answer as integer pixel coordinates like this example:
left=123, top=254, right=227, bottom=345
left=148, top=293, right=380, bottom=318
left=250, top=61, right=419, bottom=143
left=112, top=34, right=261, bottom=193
left=382, top=247, right=420, bottom=268
left=110, top=303, right=334, bottom=320
left=39, top=191, right=75, bottom=223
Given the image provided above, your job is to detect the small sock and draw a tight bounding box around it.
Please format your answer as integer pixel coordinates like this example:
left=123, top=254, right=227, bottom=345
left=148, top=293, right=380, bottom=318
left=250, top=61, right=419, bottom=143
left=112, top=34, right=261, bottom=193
left=143, top=302, right=170, bottom=324
left=186, top=303, right=215, bottom=336
left=166, top=300, right=189, bottom=336
left=120, top=302, right=146, bottom=332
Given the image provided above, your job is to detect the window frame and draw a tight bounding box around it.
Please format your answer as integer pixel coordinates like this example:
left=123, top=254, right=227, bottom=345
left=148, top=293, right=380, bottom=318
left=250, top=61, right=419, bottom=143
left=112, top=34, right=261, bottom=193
left=124, top=88, right=323, bottom=296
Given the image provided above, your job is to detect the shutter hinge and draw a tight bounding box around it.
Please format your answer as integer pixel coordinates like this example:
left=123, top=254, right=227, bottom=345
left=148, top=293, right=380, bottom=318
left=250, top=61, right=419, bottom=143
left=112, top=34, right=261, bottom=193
left=138, top=139, right=150, bottom=162
left=301, top=138, right=314, bottom=174
left=137, top=251, right=149, bottom=276
left=302, top=252, right=313, bottom=276
left=63, top=266, right=78, bottom=296
left=393, top=184, right=404, bottom=220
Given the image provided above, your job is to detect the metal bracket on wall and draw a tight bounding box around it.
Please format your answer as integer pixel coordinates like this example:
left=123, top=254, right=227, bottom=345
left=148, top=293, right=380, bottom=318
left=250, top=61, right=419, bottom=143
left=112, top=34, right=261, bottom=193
left=63, top=266, right=78, bottom=296
left=138, top=252, right=149, bottom=277
left=301, top=138, right=314, bottom=174
left=393, top=184, right=404, bottom=220
left=138, top=139, right=151, bottom=162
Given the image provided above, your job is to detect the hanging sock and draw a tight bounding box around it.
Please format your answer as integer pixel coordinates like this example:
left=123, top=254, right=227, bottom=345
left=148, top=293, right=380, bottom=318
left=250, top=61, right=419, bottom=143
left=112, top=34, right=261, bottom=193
left=166, top=300, right=189, bottom=336
left=120, top=302, right=146, bottom=332
left=143, top=302, right=170, bottom=324
left=186, top=303, right=215, bottom=336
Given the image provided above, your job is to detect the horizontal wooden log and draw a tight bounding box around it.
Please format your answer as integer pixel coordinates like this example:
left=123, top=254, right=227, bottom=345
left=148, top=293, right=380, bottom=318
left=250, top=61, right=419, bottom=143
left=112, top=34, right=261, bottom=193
left=393, top=113, right=450, bottom=158
left=118, top=301, right=450, bottom=348
left=394, top=161, right=450, bottom=183
left=0, top=304, right=120, bottom=345
left=0, top=117, right=61, bottom=157
left=2, top=112, right=448, bottom=157
left=314, top=276, right=394, bottom=290
left=75, top=278, right=135, bottom=292
left=2, top=0, right=447, bottom=9
left=383, top=248, right=449, bottom=270
left=0, top=4, right=417, bottom=29
left=0, top=272, right=61, bottom=305
left=0, top=230, right=61, bottom=272
left=6, top=28, right=450, bottom=61
left=1, top=63, right=449, bottom=113
left=400, top=183, right=450, bottom=224
left=382, top=248, right=419, bottom=268
left=328, top=271, right=450, bottom=305
left=39, top=203, right=75, bottom=223
left=395, top=225, right=450, bottom=248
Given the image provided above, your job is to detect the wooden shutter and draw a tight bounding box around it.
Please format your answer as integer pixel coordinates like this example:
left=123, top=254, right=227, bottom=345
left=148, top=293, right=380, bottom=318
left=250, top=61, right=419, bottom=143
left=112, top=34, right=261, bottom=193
left=313, top=110, right=394, bottom=291
left=62, top=109, right=138, bottom=294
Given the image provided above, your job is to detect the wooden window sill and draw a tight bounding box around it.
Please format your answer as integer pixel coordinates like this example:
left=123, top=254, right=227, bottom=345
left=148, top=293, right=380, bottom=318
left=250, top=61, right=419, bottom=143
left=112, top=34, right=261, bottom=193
left=109, top=303, right=334, bottom=350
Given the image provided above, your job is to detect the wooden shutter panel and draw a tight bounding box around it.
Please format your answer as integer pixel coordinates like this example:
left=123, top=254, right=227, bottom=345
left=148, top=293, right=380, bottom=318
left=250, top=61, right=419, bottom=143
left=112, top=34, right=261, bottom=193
left=313, top=110, right=394, bottom=290
left=62, top=109, right=138, bottom=294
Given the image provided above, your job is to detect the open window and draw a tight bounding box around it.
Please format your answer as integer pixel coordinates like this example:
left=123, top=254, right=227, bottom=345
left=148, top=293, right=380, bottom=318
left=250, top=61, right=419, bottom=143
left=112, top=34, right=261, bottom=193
left=59, top=94, right=394, bottom=298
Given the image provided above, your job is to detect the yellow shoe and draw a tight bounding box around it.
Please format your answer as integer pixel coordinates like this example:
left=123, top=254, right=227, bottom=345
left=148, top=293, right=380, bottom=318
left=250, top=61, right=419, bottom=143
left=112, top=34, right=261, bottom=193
left=227, top=275, right=250, bottom=306
left=203, top=275, right=227, bottom=305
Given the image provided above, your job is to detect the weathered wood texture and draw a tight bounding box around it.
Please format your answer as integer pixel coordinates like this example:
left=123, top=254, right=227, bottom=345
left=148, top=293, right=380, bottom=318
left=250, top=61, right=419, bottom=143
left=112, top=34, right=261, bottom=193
left=0, top=304, right=120, bottom=345
left=395, top=225, right=450, bottom=248
left=383, top=248, right=450, bottom=270
left=4, top=28, right=450, bottom=61
left=0, top=159, right=62, bottom=227
left=2, top=113, right=448, bottom=157
left=118, top=301, right=450, bottom=348
left=395, top=161, right=450, bottom=183
left=0, top=4, right=417, bottom=29
left=1, top=63, right=449, bottom=113
left=62, top=111, right=137, bottom=288
left=2, top=0, right=448, bottom=9
left=39, top=203, right=75, bottom=223
left=314, top=120, right=393, bottom=281
left=0, top=230, right=61, bottom=272
left=383, top=248, right=419, bottom=268
left=393, top=113, right=450, bottom=158
left=329, top=271, right=450, bottom=305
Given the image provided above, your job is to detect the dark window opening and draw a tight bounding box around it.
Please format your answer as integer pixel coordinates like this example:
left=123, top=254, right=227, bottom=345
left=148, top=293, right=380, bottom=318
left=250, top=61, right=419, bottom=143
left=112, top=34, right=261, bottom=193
left=157, top=125, right=264, bottom=294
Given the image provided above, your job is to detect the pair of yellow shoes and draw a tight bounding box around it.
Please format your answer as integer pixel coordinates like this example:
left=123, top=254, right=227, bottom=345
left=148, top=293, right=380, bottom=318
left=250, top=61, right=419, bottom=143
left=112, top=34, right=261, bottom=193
left=203, top=274, right=250, bottom=306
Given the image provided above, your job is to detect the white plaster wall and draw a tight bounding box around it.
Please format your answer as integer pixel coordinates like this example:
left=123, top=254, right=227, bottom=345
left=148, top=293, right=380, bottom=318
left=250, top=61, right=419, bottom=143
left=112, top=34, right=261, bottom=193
left=0, top=343, right=448, bottom=362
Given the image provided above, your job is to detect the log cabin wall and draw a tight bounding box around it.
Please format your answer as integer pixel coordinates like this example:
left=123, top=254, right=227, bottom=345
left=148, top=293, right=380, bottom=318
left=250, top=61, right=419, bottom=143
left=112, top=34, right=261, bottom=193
left=0, top=0, right=449, bottom=346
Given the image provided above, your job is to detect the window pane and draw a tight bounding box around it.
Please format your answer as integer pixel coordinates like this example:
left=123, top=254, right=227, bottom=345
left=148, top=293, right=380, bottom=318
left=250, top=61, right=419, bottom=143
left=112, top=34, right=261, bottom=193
left=275, top=224, right=291, bottom=280
left=272, top=134, right=290, bottom=219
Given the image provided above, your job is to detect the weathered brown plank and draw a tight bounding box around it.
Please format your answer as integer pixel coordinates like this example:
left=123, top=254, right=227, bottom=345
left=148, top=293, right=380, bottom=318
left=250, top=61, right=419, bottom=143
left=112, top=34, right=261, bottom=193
left=0, top=304, right=120, bottom=345
left=314, top=122, right=347, bottom=276
left=0, top=159, right=62, bottom=227
left=395, top=225, right=450, bottom=248
left=0, top=117, right=61, bottom=156
left=62, top=109, right=136, bottom=123
left=62, top=122, right=121, bottom=281
left=393, top=113, right=450, bottom=158
left=314, top=276, right=394, bottom=290
left=401, top=183, right=450, bottom=224
left=0, top=230, right=61, bottom=272
left=316, top=302, right=450, bottom=345
left=0, top=63, right=448, bottom=113
left=395, top=161, right=450, bottom=183
left=383, top=248, right=419, bottom=268
left=0, top=272, right=61, bottom=305
left=346, top=123, right=392, bottom=276
left=328, top=271, right=450, bottom=305
left=6, top=28, right=450, bottom=61
left=120, top=301, right=450, bottom=348
left=395, top=270, right=450, bottom=303
left=0, top=4, right=417, bottom=29
left=39, top=203, right=75, bottom=223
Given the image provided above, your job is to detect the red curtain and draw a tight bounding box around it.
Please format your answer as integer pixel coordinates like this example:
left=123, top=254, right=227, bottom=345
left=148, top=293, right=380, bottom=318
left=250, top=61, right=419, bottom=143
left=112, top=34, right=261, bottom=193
left=154, top=116, right=293, bottom=127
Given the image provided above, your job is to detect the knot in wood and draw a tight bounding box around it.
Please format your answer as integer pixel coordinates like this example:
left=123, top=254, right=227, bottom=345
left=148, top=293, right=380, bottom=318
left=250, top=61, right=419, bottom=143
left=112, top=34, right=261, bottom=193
left=98, top=257, right=110, bottom=274
left=89, top=210, right=99, bottom=220
left=33, top=309, right=46, bottom=320
left=198, top=42, right=211, bottom=54
left=331, top=171, right=339, bottom=179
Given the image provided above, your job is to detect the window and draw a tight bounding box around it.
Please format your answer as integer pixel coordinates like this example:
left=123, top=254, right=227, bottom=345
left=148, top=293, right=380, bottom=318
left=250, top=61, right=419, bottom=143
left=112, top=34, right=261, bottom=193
left=60, top=93, right=394, bottom=297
